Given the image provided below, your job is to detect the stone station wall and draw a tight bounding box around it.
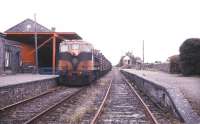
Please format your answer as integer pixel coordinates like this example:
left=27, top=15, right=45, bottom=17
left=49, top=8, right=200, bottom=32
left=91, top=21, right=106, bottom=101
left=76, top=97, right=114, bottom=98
left=0, top=78, right=57, bottom=108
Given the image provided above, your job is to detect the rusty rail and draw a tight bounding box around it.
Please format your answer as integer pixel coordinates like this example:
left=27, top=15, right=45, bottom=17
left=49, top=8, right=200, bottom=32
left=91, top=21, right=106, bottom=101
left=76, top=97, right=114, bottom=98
left=123, top=76, right=159, bottom=124
left=0, top=87, right=59, bottom=112
left=90, top=80, right=112, bottom=124
left=23, top=87, right=84, bottom=124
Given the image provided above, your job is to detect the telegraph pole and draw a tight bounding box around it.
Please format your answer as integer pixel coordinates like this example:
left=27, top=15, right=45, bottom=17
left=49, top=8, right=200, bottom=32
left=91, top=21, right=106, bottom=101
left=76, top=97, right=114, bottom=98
left=34, top=13, right=38, bottom=73
left=142, top=40, right=144, bottom=63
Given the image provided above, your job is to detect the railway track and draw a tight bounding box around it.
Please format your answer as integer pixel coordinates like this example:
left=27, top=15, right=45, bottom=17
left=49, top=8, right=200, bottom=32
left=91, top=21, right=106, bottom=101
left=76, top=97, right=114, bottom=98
left=0, top=87, right=60, bottom=112
left=90, top=70, right=158, bottom=124
left=0, top=70, right=181, bottom=124
left=0, top=86, right=83, bottom=124
left=122, top=74, right=183, bottom=124
left=33, top=77, right=113, bottom=124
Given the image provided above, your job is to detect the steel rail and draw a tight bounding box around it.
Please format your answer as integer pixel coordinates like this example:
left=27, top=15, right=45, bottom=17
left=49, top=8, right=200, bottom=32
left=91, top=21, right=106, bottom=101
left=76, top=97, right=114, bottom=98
left=123, top=76, right=159, bottom=124
left=90, top=79, right=112, bottom=124
left=0, top=87, right=59, bottom=112
left=23, top=87, right=84, bottom=124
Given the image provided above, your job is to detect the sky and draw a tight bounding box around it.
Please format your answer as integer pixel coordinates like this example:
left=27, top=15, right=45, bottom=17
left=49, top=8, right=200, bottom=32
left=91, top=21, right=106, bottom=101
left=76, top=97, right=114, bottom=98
left=1, top=0, right=200, bottom=65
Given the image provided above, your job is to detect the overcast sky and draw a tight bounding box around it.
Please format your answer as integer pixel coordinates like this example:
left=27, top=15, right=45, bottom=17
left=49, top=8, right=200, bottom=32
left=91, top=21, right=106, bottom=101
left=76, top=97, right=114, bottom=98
left=1, top=0, right=200, bottom=65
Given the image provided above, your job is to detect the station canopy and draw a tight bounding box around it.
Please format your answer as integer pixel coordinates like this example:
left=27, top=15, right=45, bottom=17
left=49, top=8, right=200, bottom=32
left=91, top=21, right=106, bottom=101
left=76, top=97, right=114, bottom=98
left=3, top=18, right=82, bottom=73
left=4, top=18, right=82, bottom=44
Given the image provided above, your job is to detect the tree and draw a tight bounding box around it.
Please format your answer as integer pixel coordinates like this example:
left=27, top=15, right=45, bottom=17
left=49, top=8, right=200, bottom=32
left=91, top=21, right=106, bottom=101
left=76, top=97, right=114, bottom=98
left=116, top=55, right=125, bottom=67
left=179, top=38, right=200, bottom=75
left=169, top=55, right=180, bottom=73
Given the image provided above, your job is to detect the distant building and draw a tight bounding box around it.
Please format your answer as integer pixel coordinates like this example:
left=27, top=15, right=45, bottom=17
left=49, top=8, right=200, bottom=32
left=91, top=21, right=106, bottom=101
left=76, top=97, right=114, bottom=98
left=122, top=55, right=131, bottom=66
left=117, top=52, right=142, bottom=68
left=0, top=33, right=21, bottom=74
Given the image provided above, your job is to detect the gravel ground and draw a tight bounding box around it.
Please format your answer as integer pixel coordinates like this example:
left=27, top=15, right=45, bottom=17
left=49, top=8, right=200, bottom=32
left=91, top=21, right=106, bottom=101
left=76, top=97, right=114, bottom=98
left=35, top=72, right=113, bottom=124
left=0, top=87, right=79, bottom=124
left=123, top=69, right=200, bottom=116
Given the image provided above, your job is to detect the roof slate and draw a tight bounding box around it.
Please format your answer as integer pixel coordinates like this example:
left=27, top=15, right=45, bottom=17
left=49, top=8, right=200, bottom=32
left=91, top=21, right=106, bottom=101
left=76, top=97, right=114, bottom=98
left=5, top=18, right=51, bottom=32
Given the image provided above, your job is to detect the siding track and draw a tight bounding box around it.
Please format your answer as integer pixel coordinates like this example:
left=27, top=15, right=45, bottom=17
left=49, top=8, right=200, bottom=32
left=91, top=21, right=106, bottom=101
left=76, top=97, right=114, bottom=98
left=0, top=86, right=83, bottom=124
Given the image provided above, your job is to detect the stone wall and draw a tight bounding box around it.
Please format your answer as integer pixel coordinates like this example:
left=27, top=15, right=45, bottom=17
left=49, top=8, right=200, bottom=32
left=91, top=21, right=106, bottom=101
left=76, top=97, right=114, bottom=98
left=0, top=78, right=57, bottom=108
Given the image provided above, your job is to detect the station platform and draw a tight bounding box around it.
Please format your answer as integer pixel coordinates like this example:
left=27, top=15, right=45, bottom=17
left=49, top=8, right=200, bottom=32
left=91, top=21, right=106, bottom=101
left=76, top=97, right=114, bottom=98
left=121, top=69, right=200, bottom=124
left=0, top=74, right=58, bottom=87
left=0, top=74, right=59, bottom=108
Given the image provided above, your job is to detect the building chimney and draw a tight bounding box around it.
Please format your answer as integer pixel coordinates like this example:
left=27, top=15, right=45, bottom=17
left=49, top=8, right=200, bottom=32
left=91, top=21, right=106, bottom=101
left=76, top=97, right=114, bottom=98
left=51, top=27, right=56, bottom=32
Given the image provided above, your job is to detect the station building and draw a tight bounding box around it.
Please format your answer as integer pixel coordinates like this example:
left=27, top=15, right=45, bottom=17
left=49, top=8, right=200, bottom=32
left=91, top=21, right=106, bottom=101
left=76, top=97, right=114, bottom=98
left=0, top=18, right=81, bottom=75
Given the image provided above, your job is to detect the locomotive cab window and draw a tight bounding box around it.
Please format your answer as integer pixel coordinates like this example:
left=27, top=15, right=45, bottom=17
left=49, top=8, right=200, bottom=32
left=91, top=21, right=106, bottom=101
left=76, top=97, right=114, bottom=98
left=60, top=44, right=68, bottom=52
left=82, top=44, right=92, bottom=52
left=71, top=44, right=80, bottom=50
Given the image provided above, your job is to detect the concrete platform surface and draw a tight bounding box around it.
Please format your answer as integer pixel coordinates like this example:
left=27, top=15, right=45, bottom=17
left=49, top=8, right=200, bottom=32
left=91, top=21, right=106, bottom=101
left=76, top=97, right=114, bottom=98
left=123, top=69, right=200, bottom=123
left=0, top=74, right=59, bottom=88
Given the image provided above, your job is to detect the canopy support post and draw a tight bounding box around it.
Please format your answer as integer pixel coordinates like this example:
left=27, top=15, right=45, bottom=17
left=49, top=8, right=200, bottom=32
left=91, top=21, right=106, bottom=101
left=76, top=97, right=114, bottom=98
left=52, top=33, right=56, bottom=74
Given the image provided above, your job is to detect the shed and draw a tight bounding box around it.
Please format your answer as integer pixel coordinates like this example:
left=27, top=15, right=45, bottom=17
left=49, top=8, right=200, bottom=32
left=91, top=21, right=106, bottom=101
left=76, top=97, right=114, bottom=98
left=4, top=19, right=81, bottom=74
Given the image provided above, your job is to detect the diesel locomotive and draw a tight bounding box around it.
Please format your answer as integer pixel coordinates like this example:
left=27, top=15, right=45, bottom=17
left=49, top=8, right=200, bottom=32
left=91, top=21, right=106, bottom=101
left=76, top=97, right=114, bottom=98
left=58, top=40, right=112, bottom=85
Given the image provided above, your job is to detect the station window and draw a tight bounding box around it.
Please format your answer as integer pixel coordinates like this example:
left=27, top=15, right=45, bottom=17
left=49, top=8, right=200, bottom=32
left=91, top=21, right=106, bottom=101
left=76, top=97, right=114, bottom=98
left=5, top=50, right=11, bottom=68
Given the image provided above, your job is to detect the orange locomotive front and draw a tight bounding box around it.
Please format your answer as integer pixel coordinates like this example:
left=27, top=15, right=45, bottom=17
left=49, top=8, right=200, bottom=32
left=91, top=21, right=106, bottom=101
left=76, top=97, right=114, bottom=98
left=58, top=40, right=98, bottom=85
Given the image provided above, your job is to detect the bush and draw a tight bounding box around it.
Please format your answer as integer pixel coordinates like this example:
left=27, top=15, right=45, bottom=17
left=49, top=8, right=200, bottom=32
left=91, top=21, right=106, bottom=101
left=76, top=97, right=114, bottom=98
left=179, top=38, right=200, bottom=75
left=169, top=55, right=180, bottom=74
